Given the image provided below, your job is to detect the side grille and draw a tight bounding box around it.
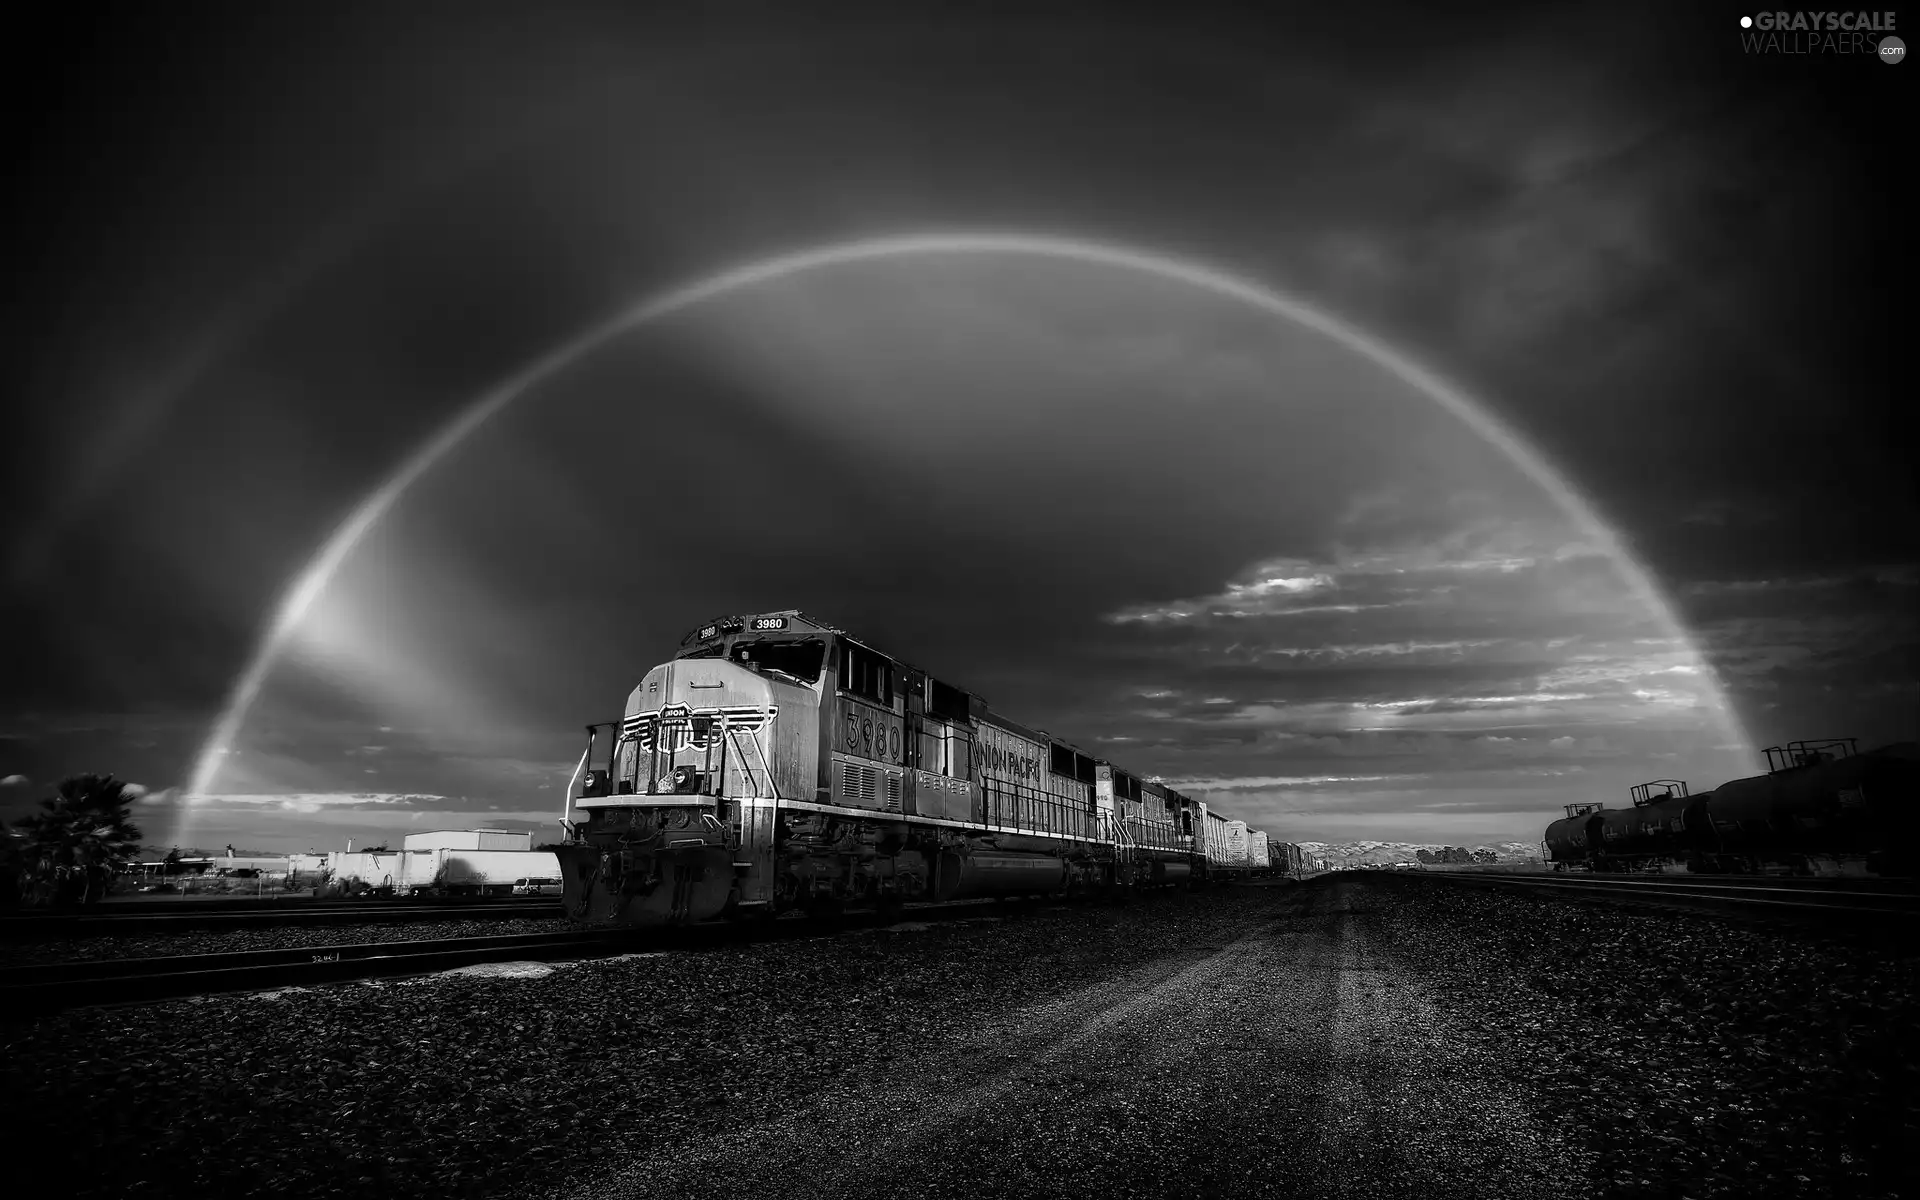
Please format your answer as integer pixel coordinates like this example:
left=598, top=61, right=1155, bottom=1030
left=841, top=761, right=877, bottom=806
left=883, top=773, right=903, bottom=813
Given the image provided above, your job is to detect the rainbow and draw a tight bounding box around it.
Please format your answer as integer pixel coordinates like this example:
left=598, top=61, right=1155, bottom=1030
left=183, top=231, right=1755, bottom=810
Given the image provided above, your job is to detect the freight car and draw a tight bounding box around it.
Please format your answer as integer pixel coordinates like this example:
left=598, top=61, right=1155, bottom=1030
left=554, top=611, right=1291, bottom=927
left=1544, top=739, right=1920, bottom=877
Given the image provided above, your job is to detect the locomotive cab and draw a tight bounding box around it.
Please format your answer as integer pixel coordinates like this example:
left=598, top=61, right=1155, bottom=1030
left=559, top=630, right=821, bottom=926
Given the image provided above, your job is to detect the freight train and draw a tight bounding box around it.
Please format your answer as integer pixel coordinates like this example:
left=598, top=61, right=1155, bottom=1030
left=554, top=611, right=1308, bottom=927
left=1543, top=739, right=1920, bottom=877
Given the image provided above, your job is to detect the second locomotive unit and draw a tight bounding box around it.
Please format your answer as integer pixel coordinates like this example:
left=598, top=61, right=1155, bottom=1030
left=554, top=611, right=1295, bottom=927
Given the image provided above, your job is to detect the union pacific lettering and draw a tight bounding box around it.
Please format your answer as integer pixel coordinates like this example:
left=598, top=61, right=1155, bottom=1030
left=973, top=740, right=1042, bottom=781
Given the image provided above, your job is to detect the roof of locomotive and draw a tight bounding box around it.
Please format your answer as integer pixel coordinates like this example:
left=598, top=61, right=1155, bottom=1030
left=669, top=610, right=1261, bottom=831
left=673, top=611, right=1090, bottom=745
left=675, top=610, right=845, bottom=649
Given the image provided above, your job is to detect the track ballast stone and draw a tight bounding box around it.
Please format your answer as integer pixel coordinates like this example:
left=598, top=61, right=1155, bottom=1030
left=4, top=878, right=1908, bottom=1198
left=1353, top=873, right=1916, bottom=1200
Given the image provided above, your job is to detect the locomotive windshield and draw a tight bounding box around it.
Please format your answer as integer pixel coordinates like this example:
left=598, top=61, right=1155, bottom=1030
left=730, top=638, right=827, bottom=685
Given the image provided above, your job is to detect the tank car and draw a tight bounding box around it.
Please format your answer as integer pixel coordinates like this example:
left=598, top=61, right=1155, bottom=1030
left=1697, top=740, right=1919, bottom=876
left=554, top=611, right=1281, bottom=928
left=1543, top=802, right=1603, bottom=870
left=1543, top=740, right=1919, bottom=877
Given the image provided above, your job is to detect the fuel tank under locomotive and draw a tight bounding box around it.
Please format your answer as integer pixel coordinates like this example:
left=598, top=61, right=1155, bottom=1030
left=931, top=851, right=1066, bottom=901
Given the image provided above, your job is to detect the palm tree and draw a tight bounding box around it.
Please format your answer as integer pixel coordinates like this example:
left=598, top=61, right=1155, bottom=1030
left=14, top=775, right=144, bottom=907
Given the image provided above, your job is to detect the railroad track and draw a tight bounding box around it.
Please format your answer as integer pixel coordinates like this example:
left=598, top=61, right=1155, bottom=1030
left=0, top=898, right=1013, bottom=1014
left=1420, top=871, right=1920, bottom=919
left=0, top=901, right=565, bottom=940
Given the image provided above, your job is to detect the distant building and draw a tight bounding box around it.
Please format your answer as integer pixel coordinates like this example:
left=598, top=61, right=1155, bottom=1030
left=402, top=829, right=532, bottom=852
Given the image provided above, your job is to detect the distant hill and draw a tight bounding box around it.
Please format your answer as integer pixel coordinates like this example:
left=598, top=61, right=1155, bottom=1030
left=1294, top=840, right=1542, bottom=866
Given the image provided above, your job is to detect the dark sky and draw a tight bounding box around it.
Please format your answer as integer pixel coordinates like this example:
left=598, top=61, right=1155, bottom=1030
left=2, top=1, right=1912, bottom=852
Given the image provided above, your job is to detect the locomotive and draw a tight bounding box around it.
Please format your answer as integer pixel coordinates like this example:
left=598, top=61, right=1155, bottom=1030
left=553, top=611, right=1300, bottom=928
left=1543, top=738, right=1920, bottom=877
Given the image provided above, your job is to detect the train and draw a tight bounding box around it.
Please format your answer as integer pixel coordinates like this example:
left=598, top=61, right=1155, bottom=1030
left=1543, top=738, right=1920, bottom=877
left=554, top=611, right=1311, bottom=927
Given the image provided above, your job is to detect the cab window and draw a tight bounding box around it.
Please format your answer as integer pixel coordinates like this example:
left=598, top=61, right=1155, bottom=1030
left=838, top=643, right=894, bottom=705
left=927, top=678, right=970, bottom=721
left=731, top=639, right=827, bottom=684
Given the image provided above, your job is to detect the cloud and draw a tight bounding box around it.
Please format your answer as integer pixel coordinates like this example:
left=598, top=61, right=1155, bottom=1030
left=193, top=792, right=452, bottom=811
left=1673, top=566, right=1920, bottom=744
left=1080, top=509, right=1739, bottom=770
left=0, top=774, right=28, bottom=787
left=1162, top=773, right=1421, bottom=792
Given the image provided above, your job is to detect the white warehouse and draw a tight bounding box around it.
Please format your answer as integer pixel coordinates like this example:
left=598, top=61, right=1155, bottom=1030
left=402, top=829, right=533, bottom=852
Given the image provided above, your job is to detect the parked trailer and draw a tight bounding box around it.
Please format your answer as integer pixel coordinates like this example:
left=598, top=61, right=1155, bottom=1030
left=434, top=850, right=563, bottom=897
left=323, top=849, right=563, bottom=897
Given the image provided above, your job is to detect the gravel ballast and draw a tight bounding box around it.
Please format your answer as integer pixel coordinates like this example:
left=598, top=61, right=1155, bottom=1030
left=3, top=877, right=1911, bottom=1199
left=1354, top=873, right=1916, bottom=1200
left=1, top=893, right=1277, bottom=1198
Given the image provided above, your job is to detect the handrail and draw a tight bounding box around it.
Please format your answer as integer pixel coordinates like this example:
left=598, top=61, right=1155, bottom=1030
left=727, top=720, right=782, bottom=800
left=559, top=739, right=591, bottom=839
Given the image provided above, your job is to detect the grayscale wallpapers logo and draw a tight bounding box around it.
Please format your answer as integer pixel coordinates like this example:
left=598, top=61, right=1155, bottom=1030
left=1737, top=11, right=1905, bottom=60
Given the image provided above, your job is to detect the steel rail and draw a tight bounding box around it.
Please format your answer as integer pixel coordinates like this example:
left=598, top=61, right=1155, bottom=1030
left=0, top=897, right=1016, bottom=1015
left=0, top=901, right=565, bottom=940
left=1420, top=871, right=1920, bottom=918
left=1440, top=871, right=1914, bottom=892
left=16, top=895, right=562, bottom=915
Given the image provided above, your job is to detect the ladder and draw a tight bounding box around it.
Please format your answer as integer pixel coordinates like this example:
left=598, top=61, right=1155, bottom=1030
left=1105, top=811, right=1139, bottom=866
left=723, top=717, right=781, bottom=908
